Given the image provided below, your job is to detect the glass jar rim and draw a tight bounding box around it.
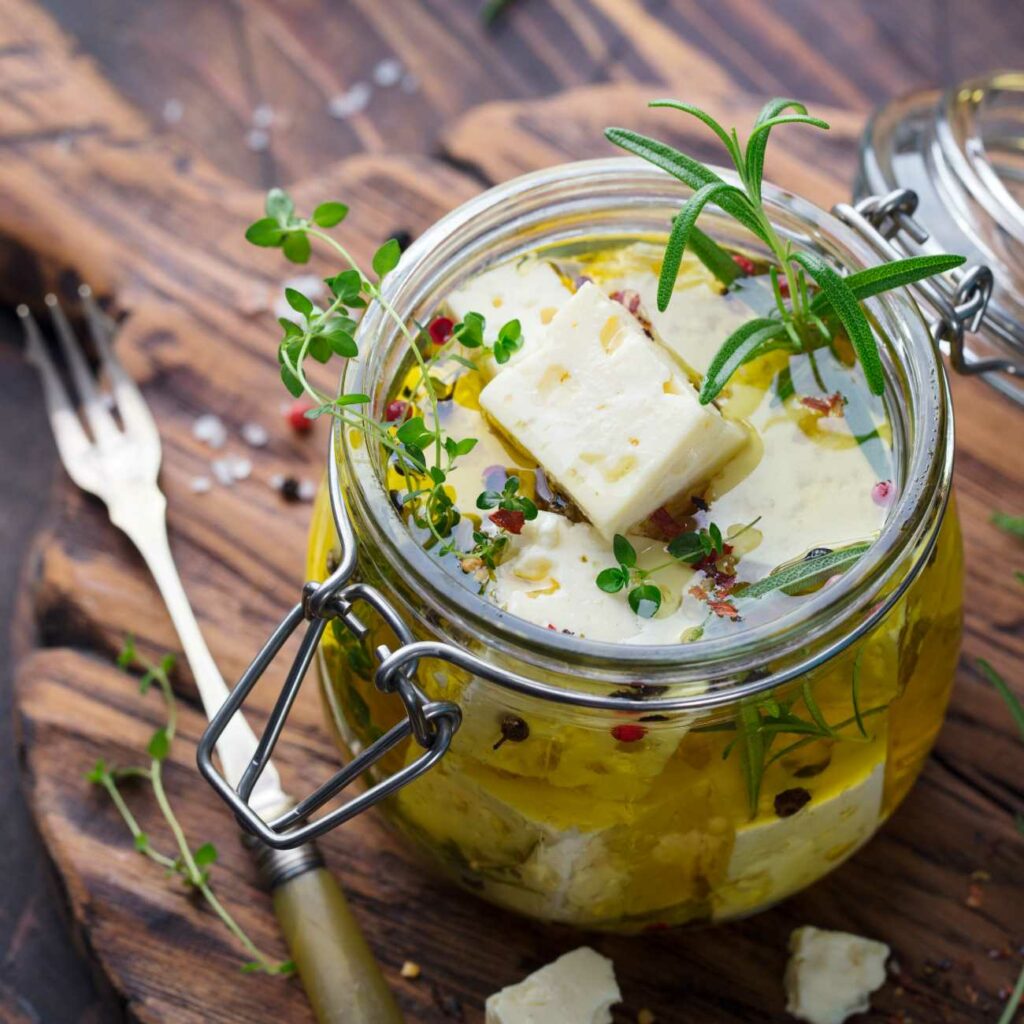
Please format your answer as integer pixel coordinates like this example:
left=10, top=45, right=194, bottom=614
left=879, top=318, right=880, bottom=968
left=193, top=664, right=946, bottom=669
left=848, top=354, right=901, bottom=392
left=336, top=157, right=953, bottom=698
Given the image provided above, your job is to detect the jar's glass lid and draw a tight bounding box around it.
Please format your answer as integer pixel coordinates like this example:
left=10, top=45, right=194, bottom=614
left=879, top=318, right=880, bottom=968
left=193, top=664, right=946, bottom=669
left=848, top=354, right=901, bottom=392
left=859, top=70, right=1024, bottom=404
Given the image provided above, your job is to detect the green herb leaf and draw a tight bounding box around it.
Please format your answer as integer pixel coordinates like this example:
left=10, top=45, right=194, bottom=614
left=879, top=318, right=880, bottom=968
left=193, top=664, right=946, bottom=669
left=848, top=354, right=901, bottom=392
left=815, top=253, right=967, bottom=307
left=134, top=832, right=150, bottom=852
left=85, top=759, right=109, bottom=784
left=454, top=312, right=485, bottom=349
left=326, top=269, right=363, bottom=302
left=743, top=543, right=871, bottom=599
left=699, top=318, right=786, bottom=404
left=629, top=583, right=662, bottom=617
left=282, top=232, right=311, bottom=264
left=596, top=568, right=627, bottom=593
left=245, top=218, right=284, bottom=247
left=604, top=127, right=771, bottom=245
left=800, top=680, right=838, bottom=737
left=194, top=842, right=219, bottom=867
left=737, top=702, right=766, bottom=817
left=476, top=490, right=502, bottom=510
left=688, top=227, right=743, bottom=287
left=648, top=99, right=743, bottom=165
left=992, top=511, right=1024, bottom=538
left=285, top=288, right=313, bottom=318
left=792, top=252, right=885, bottom=395
left=148, top=727, right=170, bottom=762
left=659, top=181, right=749, bottom=311
left=979, top=658, right=1024, bottom=742
left=372, top=238, right=402, bottom=279
left=312, top=201, right=348, bottom=228
left=613, top=534, right=637, bottom=568
left=335, top=393, right=370, bottom=407
left=280, top=362, right=304, bottom=398
left=117, top=637, right=136, bottom=670
left=745, top=112, right=829, bottom=202
left=668, top=531, right=705, bottom=563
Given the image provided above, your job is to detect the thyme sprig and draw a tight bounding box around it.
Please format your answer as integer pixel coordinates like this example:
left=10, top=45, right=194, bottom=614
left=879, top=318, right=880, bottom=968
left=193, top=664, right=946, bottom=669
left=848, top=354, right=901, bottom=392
left=88, top=640, right=293, bottom=976
left=606, top=99, right=966, bottom=403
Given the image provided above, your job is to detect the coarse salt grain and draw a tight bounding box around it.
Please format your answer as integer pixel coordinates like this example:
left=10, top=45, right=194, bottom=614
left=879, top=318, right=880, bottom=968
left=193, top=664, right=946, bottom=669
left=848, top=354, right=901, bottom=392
left=190, top=476, right=212, bottom=494
left=270, top=473, right=286, bottom=491
left=246, top=128, right=270, bottom=152
left=328, top=82, right=371, bottom=119
left=193, top=413, right=228, bottom=449
left=298, top=480, right=317, bottom=502
left=373, top=58, right=403, bottom=87
left=251, top=103, right=275, bottom=129
left=231, top=457, right=253, bottom=481
left=241, top=422, right=270, bottom=448
left=162, top=98, right=184, bottom=125
left=211, top=459, right=236, bottom=486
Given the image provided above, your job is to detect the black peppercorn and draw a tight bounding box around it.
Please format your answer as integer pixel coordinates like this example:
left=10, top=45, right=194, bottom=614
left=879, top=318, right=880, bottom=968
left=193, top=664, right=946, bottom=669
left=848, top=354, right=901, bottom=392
left=493, top=714, right=529, bottom=750
left=774, top=787, right=812, bottom=817
left=280, top=476, right=300, bottom=502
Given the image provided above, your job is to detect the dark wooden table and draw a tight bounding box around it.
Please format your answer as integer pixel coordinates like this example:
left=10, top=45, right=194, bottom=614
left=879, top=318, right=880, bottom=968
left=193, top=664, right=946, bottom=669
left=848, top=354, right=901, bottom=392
left=1, top=1, right=1022, bottom=1022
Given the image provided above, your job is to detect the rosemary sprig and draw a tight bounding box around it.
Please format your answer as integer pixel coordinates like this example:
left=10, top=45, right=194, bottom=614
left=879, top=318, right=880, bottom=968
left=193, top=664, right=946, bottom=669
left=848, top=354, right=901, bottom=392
left=740, top=543, right=871, bottom=599
left=605, top=99, right=966, bottom=402
left=88, top=639, right=293, bottom=976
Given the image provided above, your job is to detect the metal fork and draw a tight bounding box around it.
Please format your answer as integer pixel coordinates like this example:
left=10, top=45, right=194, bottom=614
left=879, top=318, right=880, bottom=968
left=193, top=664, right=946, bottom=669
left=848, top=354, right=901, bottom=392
left=21, top=288, right=403, bottom=1024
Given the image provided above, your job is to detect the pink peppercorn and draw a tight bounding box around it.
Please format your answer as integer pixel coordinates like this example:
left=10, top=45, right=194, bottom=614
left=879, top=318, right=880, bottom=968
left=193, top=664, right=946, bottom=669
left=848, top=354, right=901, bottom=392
left=285, top=399, right=314, bottom=432
left=731, top=253, right=756, bottom=275
left=872, top=480, right=894, bottom=506
left=428, top=316, right=454, bottom=345
left=611, top=723, right=647, bottom=743
left=385, top=400, right=411, bottom=422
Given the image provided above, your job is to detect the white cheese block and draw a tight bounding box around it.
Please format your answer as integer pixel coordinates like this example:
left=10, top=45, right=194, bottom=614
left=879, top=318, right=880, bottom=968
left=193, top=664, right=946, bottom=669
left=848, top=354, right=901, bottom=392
left=479, top=282, right=745, bottom=539
left=446, top=257, right=570, bottom=375
left=784, top=926, right=890, bottom=1024
left=486, top=511, right=705, bottom=643
left=605, top=272, right=755, bottom=376
left=712, top=758, right=885, bottom=921
left=485, top=947, right=621, bottom=1024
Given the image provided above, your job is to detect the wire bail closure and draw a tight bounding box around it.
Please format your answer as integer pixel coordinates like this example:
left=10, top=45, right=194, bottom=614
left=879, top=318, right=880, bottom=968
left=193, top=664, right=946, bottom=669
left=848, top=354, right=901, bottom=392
left=835, top=189, right=1021, bottom=381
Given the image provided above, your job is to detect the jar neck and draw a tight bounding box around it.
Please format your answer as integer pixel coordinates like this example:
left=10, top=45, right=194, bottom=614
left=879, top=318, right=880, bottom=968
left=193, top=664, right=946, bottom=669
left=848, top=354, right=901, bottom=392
left=337, top=158, right=952, bottom=698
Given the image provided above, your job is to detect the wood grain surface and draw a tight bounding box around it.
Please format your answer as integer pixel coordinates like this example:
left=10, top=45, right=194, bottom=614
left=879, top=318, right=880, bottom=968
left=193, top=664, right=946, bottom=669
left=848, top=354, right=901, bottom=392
left=2, top=0, right=1023, bottom=1022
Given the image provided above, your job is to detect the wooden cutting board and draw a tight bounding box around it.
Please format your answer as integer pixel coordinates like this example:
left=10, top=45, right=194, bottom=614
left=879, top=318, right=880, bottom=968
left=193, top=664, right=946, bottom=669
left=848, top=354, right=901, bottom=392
left=5, top=1, right=1023, bottom=1021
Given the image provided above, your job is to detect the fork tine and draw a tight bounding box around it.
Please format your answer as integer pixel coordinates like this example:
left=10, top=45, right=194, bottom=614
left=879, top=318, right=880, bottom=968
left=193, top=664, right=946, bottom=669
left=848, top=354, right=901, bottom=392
left=19, top=304, right=94, bottom=467
left=78, top=284, right=161, bottom=445
left=45, top=292, right=121, bottom=445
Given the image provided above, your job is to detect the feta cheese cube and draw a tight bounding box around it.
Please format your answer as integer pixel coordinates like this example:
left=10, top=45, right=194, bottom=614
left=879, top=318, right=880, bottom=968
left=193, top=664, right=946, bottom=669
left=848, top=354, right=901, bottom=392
left=713, top=758, right=885, bottom=921
left=446, top=257, right=570, bottom=375
left=784, top=926, right=890, bottom=1024
left=479, top=282, right=745, bottom=539
left=485, top=947, right=621, bottom=1024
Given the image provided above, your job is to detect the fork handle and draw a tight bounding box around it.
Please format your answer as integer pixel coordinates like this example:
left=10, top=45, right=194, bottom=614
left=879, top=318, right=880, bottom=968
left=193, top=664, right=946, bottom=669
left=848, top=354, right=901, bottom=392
left=109, top=488, right=266, bottom=793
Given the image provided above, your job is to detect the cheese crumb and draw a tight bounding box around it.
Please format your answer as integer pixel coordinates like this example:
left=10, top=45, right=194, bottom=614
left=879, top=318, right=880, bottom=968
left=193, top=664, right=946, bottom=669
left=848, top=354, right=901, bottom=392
left=485, top=946, right=620, bottom=1024
left=784, top=926, right=889, bottom=1024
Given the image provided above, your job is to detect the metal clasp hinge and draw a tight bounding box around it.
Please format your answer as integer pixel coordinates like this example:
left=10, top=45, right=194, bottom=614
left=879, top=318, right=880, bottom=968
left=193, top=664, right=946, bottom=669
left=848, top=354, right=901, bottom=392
left=196, top=574, right=461, bottom=850
left=835, top=188, right=1022, bottom=381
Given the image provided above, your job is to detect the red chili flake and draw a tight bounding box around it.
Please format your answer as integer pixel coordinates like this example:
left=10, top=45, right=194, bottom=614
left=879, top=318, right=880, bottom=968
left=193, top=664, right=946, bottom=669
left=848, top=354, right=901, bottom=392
left=799, top=392, right=846, bottom=417
left=709, top=599, right=740, bottom=619
left=611, top=723, right=647, bottom=743
left=965, top=883, right=984, bottom=909
left=777, top=277, right=790, bottom=298
left=872, top=480, right=894, bottom=506
left=731, top=253, right=756, bottom=275
left=688, top=584, right=708, bottom=601
left=610, top=289, right=641, bottom=314
left=649, top=506, right=685, bottom=539
left=385, top=400, right=411, bottom=422
left=693, top=543, right=735, bottom=587
left=428, top=316, right=454, bottom=346
left=489, top=508, right=525, bottom=534
left=285, top=399, right=315, bottom=432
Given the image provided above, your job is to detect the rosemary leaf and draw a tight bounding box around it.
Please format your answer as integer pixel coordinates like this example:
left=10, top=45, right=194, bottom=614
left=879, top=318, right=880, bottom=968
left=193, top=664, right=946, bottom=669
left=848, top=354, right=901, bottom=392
left=699, top=318, right=787, bottom=404
left=979, top=658, right=1024, bottom=742
left=742, top=543, right=871, bottom=599
left=992, top=511, right=1024, bottom=538
left=792, top=251, right=885, bottom=395
left=737, top=702, right=766, bottom=817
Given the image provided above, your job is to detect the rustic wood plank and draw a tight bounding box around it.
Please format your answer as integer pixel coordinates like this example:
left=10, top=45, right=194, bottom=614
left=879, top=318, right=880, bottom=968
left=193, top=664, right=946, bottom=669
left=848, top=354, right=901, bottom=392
left=3, top=0, right=1023, bottom=1021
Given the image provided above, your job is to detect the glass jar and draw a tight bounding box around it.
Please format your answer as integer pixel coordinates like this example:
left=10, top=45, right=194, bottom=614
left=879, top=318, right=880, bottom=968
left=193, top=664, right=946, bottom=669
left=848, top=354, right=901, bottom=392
left=857, top=70, right=1024, bottom=405
left=292, top=158, right=964, bottom=932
